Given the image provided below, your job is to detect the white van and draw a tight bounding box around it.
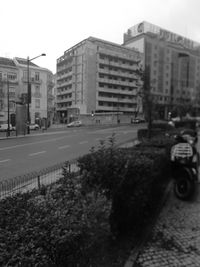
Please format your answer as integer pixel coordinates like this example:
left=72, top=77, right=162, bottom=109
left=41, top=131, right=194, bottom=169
left=0, top=124, right=14, bottom=132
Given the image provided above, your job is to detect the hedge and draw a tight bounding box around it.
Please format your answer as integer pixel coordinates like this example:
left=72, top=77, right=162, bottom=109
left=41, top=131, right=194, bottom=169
left=0, top=135, right=174, bottom=265
left=0, top=172, right=111, bottom=266
left=78, top=135, right=174, bottom=236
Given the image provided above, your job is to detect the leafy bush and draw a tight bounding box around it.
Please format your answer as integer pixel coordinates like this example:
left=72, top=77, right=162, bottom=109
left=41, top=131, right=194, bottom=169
left=0, top=169, right=111, bottom=266
left=78, top=135, right=172, bottom=237
left=137, top=128, right=164, bottom=140
left=110, top=147, right=171, bottom=236
left=0, top=135, right=172, bottom=265
left=174, top=119, right=197, bottom=130
left=151, top=121, right=174, bottom=130
left=77, top=135, right=128, bottom=199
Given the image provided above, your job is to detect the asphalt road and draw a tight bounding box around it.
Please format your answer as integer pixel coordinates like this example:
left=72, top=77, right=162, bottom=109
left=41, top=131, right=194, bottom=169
left=0, top=124, right=143, bottom=180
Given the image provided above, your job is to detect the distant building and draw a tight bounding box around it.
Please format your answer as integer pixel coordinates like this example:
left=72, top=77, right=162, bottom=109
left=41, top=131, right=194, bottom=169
left=14, top=58, right=54, bottom=126
left=56, top=37, right=142, bottom=123
left=123, top=21, right=200, bottom=119
left=52, top=74, right=58, bottom=123
left=0, top=57, right=54, bottom=128
left=0, top=57, right=19, bottom=125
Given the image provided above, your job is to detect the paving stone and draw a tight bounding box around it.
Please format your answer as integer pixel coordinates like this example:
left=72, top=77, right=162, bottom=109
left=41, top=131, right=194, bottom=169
left=134, top=184, right=200, bottom=267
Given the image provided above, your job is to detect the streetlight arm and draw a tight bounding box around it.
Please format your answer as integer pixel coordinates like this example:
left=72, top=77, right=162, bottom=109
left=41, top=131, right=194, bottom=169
left=29, top=53, right=46, bottom=62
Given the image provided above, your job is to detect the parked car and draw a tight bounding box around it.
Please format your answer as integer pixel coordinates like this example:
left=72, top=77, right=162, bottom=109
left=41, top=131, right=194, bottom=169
left=0, top=124, right=15, bottom=132
left=29, top=123, right=40, bottom=130
left=132, top=118, right=146, bottom=124
left=67, top=120, right=82, bottom=127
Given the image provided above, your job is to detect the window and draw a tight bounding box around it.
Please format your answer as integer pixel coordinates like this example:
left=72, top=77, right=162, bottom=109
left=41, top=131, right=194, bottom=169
left=7, top=72, right=17, bottom=80
left=35, top=85, right=41, bottom=98
left=0, top=99, right=3, bottom=110
left=35, top=72, right=40, bottom=81
left=35, top=99, right=40, bottom=108
left=23, top=70, right=28, bottom=80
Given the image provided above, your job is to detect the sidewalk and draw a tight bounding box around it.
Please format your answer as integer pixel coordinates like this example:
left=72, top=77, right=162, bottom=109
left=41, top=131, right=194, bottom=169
left=126, top=183, right=200, bottom=267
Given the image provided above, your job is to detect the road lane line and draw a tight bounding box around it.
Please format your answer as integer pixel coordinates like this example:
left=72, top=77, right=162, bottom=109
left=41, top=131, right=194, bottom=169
left=0, top=136, right=69, bottom=151
left=29, top=151, right=46, bottom=157
left=58, top=145, right=70, bottom=149
left=0, top=159, right=11, bottom=163
left=79, top=141, right=88, bottom=145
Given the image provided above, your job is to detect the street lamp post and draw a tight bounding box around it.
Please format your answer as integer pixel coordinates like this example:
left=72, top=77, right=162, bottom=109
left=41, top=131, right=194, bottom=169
left=27, top=53, right=46, bottom=134
left=7, top=79, right=10, bottom=137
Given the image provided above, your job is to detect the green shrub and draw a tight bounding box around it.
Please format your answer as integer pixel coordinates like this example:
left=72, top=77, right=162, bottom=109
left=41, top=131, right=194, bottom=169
left=77, top=135, right=127, bottom=199
left=0, top=170, right=111, bottom=266
left=137, top=128, right=165, bottom=140
left=0, top=135, right=172, bottom=265
left=152, top=121, right=174, bottom=130
left=78, top=135, right=171, bottom=237
left=109, top=147, right=171, bottom=236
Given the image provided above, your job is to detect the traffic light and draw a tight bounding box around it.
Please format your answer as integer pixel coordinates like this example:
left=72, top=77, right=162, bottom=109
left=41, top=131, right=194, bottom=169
left=28, top=83, right=31, bottom=103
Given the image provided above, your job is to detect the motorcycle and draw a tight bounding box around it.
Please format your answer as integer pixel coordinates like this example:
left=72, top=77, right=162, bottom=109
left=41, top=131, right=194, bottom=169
left=170, top=129, right=198, bottom=200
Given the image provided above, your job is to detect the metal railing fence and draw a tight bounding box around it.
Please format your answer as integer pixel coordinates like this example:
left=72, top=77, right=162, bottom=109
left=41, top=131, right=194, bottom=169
left=0, top=159, right=79, bottom=200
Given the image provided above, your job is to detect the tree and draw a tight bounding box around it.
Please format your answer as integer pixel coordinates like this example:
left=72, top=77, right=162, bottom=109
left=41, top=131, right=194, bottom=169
left=136, top=65, right=154, bottom=138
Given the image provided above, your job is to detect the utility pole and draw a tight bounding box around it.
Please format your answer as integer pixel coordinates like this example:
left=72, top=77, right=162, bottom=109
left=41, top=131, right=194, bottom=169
left=7, top=79, right=10, bottom=137
left=27, top=53, right=46, bottom=134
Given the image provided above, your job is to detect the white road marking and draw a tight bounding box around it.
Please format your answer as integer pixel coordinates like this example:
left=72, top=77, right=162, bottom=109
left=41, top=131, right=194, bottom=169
left=0, top=136, right=69, bottom=151
left=0, top=159, right=11, bottom=163
left=58, top=145, right=70, bottom=149
left=29, top=151, right=46, bottom=156
left=79, top=141, right=88, bottom=145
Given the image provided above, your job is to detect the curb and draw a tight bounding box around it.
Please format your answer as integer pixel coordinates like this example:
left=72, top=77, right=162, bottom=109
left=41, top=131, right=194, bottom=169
left=124, top=180, right=173, bottom=267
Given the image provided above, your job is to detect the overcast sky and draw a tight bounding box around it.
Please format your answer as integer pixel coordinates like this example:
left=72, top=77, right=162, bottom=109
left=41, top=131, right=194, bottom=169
left=1, top=0, right=199, bottom=73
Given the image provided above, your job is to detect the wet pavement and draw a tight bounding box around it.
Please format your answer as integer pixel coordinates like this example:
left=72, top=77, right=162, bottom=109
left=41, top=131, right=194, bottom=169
left=127, top=183, right=200, bottom=267
left=124, top=132, right=200, bottom=267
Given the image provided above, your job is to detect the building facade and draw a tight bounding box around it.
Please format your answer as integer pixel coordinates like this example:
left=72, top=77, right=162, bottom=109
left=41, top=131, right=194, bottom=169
left=123, top=21, right=200, bottom=119
left=0, top=57, right=19, bottom=126
left=14, top=58, right=54, bottom=127
left=56, top=37, right=142, bottom=123
left=0, top=57, right=54, bottom=128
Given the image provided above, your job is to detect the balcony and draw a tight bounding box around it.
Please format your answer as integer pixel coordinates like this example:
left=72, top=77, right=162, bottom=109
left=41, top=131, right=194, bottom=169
left=21, top=77, right=42, bottom=84
left=97, top=96, right=136, bottom=104
left=57, top=71, right=73, bottom=81
left=57, top=79, right=73, bottom=87
left=98, top=87, right=137, bottom=96
left=57, top=89, right=73, bottom=95
left=98, top=58, right=138, bottom=71
left=98, top=77, right=138, bottom=88
left=98, top=67, right=138, bottom=80
left=57, top=98, right=72, bottom=103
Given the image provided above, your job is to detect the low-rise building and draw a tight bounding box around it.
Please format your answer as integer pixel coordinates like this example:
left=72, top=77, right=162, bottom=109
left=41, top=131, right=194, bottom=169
left=14, top=57, right=54, bottom=127
left=0, top=57, right=19, bottom=126
left=0, top=57, right=54, bottom=129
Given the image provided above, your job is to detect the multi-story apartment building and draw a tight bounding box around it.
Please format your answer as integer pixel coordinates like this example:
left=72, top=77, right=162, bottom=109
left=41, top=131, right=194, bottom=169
left=0, top=57, right=54, bottom=129
left=14, top=58, right=54, bottom=127
left=123, top=21, right=200, bottom=119
left=52, top=74, right=58, bottom=123
left=0, top=57, right=19, bottom=126
left=56, top=37, right=141, bottom=123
